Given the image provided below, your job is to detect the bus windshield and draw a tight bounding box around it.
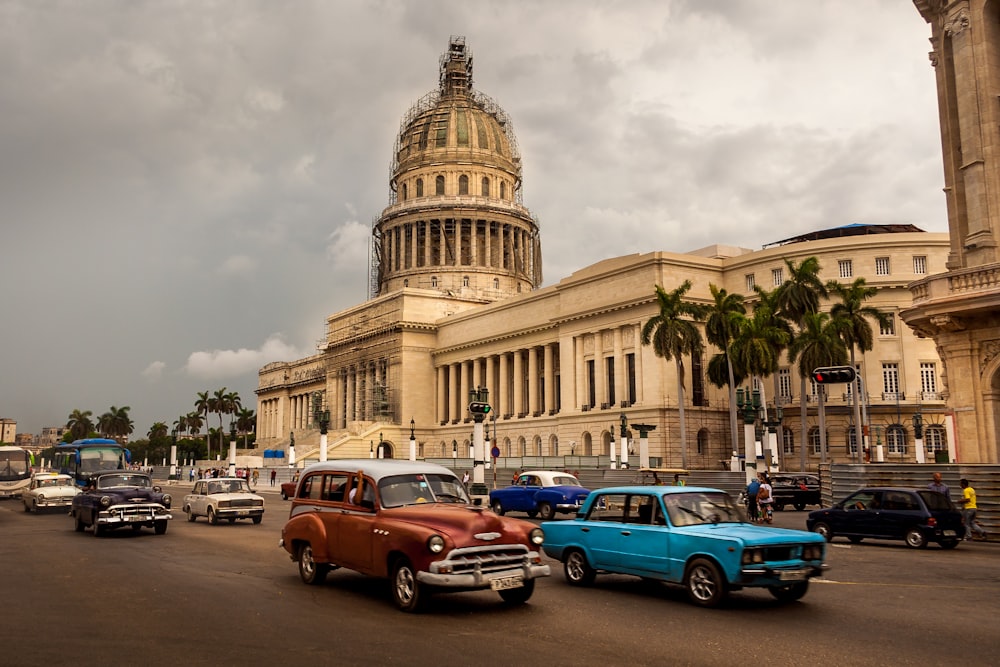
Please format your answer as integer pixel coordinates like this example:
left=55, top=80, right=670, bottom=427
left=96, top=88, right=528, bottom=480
left=0, top=446, right=33, bottom=498
left=54, top=440, right=130, bottom=486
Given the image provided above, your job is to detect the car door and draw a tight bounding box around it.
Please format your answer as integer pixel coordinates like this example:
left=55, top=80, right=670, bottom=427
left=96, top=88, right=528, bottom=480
left=335, top=472, right=377, bottom=573
left=835, top=490, right=883, bottom=537
left=581, top=492, right=630, bottom=570
left=878, top=490, right=921, bottom=539
left=616, top=493, right=670, bottom=577
left=512, top=474, right=542, bottom=512
left=296, top=472, right=349, bottom=565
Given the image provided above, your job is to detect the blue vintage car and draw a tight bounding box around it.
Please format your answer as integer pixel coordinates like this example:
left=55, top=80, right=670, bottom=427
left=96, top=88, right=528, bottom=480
left=489, top=470, right=591, bottom=520
left=542, top=485, right=828, bottom=607
left=70, top=471, right=172, bottom=536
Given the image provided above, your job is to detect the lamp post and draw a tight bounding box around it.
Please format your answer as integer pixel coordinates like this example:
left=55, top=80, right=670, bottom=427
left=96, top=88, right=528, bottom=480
left=313, top=392, right=330, bottom=462
left=369, top=440, right=374, bottom=459
left=761, top=405, right=783, bottom=473
left=609, top=422, right=617, bottom=469
left=452, top=441, right=457, bottom=460
left=409, top=418, right=416, bottom=461
left=619, top=412, right=629, bottom=469
left=913, top=413, right=925, bottom=464
left=228, top=420, right=237, bottom=476
left=736, top=388, right=761, bottom=483
left=632, top=424, right=656, bottom=469
left=468, top=386, right=489, bottom=485
left=169, top=428, right=178, bottom=481
left=874, top=425, right=883, bottom=463
left=288, top=431, right=296, bottom=469
left=378, top=432, right=384, bottom=459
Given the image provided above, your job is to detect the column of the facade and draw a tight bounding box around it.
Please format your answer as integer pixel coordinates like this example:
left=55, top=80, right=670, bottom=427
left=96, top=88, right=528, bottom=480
left=470, top=220, right=478, bottom=267
left=499, top=353, right=510, bottom=417
left=485, top=355, right=496, bottom=408
left=634, top=323, right=645, bottom=405
left=437, top=366, right=447, bottom=424
left=460, top=360, right=471, bottom=421
left=613, top=327, right=624, bottom=409
left=528, top=346, right=539, bottom=416
left=346, top=368, right=356, bottom=423
left=544, top=343, right=555, bottom=414
left=449, top=363, right=459, bottom=423
left=410, top=222, right=418, bottom=269
left=484, top=221, right=492, bottom=269
left=513, top=350, right=524, bottom=417
left=595, top=331, right=607, bottom=407
left=439, top=220, right=447, bottom=267
left=575, top=335, right=586, bottom=409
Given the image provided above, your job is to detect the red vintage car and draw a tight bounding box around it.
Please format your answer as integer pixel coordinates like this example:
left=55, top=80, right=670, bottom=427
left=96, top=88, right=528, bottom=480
left=279, top=460, right=550, bottom=612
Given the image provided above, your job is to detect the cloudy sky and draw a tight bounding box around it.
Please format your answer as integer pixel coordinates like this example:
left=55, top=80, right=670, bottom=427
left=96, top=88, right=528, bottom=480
left=1, top=0, right=944, bottom=439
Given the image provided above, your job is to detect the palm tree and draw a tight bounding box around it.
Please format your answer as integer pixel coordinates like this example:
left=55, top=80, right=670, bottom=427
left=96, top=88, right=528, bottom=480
left=195, top=391, right=211, bottom=460
left=66, top=409, right=94, bottom=441
left=786, top=312, right=848, bottom=468
left=775, top=256, right=828, bottom=467
left=236, top=407, right=256, bottom=448
left=148, top=422, right=169, bottom=440
left=96, top=406, right=133, bottom=442
left=640, top=281, right=707, bottom=468
left=828, top=277, right=892, bottom=462
left=173, top=415, right=189, bottom=439
left=185, top=411, right=204, bottom=440
left=704, top=284, right=746, bottom=456
left=223, top=390, right=242, bottom=435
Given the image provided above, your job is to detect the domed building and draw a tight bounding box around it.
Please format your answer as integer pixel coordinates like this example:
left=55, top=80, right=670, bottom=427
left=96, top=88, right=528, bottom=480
left=256, top=37, right=954, bottom=472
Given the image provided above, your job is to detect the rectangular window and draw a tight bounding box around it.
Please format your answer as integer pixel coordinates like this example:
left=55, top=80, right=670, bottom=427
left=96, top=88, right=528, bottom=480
left=838, top=259, right=853, bottom=279
left=586, top=360, right=596, bottom=408
left=920, top=362, right=938, bottom=399
left=772, top=267, right=783, bottom=287
left=882, top=362, right=900, bottom=397
left=778, top=368, right=792, bottom=400
left=847, top=428, right=858, bottom=454
left=745, top=273, right=756, bottom=291
left=691, top=352, right=705, bottom=407
left=606, top=357, right=616, bottom=407
left=626, top=353, right=636, bottom=405
left=880, top=313, right=896, bottom=336
left=913, top=255, right=927, bottom=274
left=875, top=256, right=890, bottom=276
left=782, top=429, right=794, bottom=454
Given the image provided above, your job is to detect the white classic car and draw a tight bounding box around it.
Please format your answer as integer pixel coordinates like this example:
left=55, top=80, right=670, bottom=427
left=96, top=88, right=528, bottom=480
left=22, top=472, right=81, bottom=512
left=183, top=477, right=265, bottom=525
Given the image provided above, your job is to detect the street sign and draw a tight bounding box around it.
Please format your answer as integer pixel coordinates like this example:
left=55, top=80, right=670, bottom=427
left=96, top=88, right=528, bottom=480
left=491, top=446, right=500, bottom=459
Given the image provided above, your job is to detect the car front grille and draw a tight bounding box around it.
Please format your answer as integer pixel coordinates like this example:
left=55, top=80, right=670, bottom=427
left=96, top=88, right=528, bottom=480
left=109, top=504, right=166, bottom=518
left=437, top=544, right=533, bottom=575
left=762, top=546, right=795, bottom=561
left=230, top=498, right=263, bottom=508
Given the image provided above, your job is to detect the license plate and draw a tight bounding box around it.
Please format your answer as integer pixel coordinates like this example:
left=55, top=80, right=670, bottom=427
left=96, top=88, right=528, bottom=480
left=490, top=575, right=524, bottom=591
left=779, top=569, right=808, bottom=581
left=238, top=511, right=249, bottom=516
left=943, top=530, right=956, bottom=537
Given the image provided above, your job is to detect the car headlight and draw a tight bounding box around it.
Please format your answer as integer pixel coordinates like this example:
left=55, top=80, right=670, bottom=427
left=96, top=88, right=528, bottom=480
left=529, top=528, right=544, bottom=546
left=802, top=544, right=823, bottom=561
left=161, top=494, right=172, bottom=508
left=741, top=548, right=765, bottom=565
left=100, top=496, right=112, bottom=508
left=427, top=535, right=445, bottom=554
left=37, top=493, right=45, bottom=501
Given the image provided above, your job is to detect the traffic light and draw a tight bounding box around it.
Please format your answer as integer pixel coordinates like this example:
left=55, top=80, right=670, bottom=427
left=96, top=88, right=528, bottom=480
left=812, top=366, right=857, bottom=384
left=468, top=402, right=492, bottom=415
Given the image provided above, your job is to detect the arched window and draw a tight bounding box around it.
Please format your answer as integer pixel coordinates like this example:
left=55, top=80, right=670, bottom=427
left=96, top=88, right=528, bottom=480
left=925, top=425, right=947, bottom=453
left=887, top=425, right=907, bottom=454
left=809, top=427, right=825, bottom=454
left=500, top=181, right=506, bottom=199
left=462, top=275, right=470, bottom=287
left=481, top=177, right=489, bottom=196
left=416, top=178, right=423, bottom=197
left=493, top=278, right=499, bottom=289
left=401, top=183, right=408, bottom=201
left=533, top=435, right=542, bottom=456
left=435, top=175, right=445, bottom=195
left=847, top=428, right=859, bottom=455
left=696, top=429, right=709, bottom=455
left=431, top=276, right=438, bottom=288
left=458, top=174, right=469, bottom=195
left=403, top=279, right=408, bottom=287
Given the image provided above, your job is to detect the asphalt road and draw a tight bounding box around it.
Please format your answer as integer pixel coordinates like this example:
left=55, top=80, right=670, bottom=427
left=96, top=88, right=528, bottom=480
left=2, top=486, right=997, bottom=667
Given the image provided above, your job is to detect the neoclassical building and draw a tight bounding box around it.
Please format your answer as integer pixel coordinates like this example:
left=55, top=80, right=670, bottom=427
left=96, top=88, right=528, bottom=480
left=257, top=37, right=957, bottom=470
left=902, top=2, right=1000, bottom=463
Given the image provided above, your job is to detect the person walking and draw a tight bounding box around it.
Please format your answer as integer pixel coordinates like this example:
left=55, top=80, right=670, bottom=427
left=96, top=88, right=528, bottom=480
left=270, top=469, right=277, bottom=487
left=928, top=471, right=950, bottom=497
left=957, top=479, right=988, bottom=541
left=757, top=474, right=774, bottom=524
left=745, top=476, right=761, bottom=523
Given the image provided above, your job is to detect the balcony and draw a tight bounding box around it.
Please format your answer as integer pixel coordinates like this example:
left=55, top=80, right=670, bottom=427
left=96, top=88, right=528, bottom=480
left=881, top=392, right=906, bottom=401
left=921, top=392, right=943, bottom=401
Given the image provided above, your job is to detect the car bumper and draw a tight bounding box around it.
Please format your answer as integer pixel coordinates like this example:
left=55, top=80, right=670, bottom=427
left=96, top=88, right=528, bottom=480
left=96, top=506, right=172, bottom=526
left=418, top=545, right=551, bottom=589
left=32, top=497, right=76, bottom=508
left=556, top=503, right=584, bottom=513
left=215, top=507, right=264, bottom=519
left=738, top=563, right=828, bottom=586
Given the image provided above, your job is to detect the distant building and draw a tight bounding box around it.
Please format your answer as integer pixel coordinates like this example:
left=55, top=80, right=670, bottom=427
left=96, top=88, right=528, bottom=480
left=256, top=37, right=956, bottom=469
left=0, top=418, right=15, bottom=444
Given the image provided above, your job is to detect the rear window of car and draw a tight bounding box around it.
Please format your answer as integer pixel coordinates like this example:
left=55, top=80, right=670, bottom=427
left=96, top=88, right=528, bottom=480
left=919, top=490, right=953, bottom=511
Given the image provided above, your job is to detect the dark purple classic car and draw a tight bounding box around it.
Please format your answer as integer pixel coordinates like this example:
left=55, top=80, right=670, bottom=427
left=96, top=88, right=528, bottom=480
left=70, top=471, right=172, bottom=536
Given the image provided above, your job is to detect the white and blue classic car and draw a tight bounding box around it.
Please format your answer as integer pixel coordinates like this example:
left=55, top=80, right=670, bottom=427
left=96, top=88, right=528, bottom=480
left=542, top=485, right=828, bottom=607
left=489, top=470, right=590, bottom=520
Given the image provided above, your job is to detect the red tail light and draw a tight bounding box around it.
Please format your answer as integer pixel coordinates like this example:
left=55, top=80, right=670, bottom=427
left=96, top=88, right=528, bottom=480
left=927, top=517, right=937, bottom=527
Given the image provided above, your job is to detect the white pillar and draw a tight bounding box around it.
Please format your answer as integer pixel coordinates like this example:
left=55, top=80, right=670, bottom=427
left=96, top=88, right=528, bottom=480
left=609, top=430, right=617, bottom=470
left=169, top=443, right=177, bottom=481
left=744, top=421, right=757, bottom=484
left=638, top=433, right=650, bottom=469
left=473, top=420, right=485, bottom=484
left=915, top=435, right=926, bottom=464
left=409, top=434, right=416, bottom=461
left=228, top=436, right=237, bottom=476
left=319, top=433, right=328, bottom=462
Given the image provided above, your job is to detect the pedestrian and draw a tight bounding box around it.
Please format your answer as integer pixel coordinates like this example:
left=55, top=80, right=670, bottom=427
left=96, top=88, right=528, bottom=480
left=461, top=470, right=470, bottom=488
left=928, top=471, right=950, bottom=497
left=189, top=468, right=195, bottom=482
left=673, top=473, right=686, bottom=487
left=757, top=474, right=774, bottom=524
left=270, top=469, right=277, bottom=487
left=957, top=479, right=988, bottom=541
left=746, top=476, right=761, bottom=523
left=512, top=468, right=522, bottom=485
left=251, top=468, right=260, bottom=487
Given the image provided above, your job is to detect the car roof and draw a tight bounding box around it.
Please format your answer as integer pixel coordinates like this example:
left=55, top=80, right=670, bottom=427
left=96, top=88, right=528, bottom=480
left=299, top=459, right=459, bottom=483
left=638, top=468, right=689, bottom=475
left=853, top=487, right=935, bottom=493
left=589, top=485, right=723, bottom=495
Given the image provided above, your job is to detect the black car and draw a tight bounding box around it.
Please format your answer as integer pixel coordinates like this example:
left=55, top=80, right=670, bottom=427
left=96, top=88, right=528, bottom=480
left=770, top=474, right=821, bottom=511
left=806, top=487, right=963, bottom=549
left=70, top=471, right=172, bottom=536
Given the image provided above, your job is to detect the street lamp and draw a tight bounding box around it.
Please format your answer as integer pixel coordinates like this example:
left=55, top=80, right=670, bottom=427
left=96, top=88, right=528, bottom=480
left=409, top=418, right=416, bottom=461
left=912, top=413, right=925, bottom=463
left=370, top=440, right=374, bottom=459
left=169, top=428, right=178, bottom=481
left=378, top=431, right=384, bottom=459
left=736, top=388, right=762, bottom=483
left=313, top=392, right=330, bottom=462
left=761, top=404, right=783, bottom=472
left=228, top=420, right=237, bottom=476
left=619, top=412, right=628, bottom=469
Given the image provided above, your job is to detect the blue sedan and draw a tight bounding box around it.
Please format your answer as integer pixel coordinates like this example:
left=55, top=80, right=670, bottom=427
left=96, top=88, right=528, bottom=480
left=489, top=470, right=590, bottom=520
left=542, top=485, right=828, bottom=607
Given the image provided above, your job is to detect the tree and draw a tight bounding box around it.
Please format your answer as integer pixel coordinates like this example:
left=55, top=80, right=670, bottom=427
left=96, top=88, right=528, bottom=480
left=704, top=284, right=746, bottom=456
left=775, top=256, right=828, bottom=468
left=97, top=406, right=133, bottom=443
left=828, top=277, right=892, bottom=461
left=185, top=411, right=204, bottom=440
left=148, top=422, right=169, bottom=440
left=195, top=391, right=211, bottom=460
left=236, top=407, right=256, bottom=448
left=640, top=281, right=707, bottom=468
left=786, top=312, right=848, bottom=468
left=66, top=409, right=94, bottom=441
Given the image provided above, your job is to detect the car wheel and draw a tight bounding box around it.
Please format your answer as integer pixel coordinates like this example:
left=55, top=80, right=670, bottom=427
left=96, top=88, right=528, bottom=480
left=794, top=503, right=806, bottom=511
left=297, top=543, right=329, bottom=586
left=939, top=538, right=959, bottom=549
left=252, top=516, right=262, bottom=525
left=564, top=549, right=596, bottom=586
left=24, top=500, right=31, bottom=513
left=905, top=528, right=928, bottom=549
left=498, top=578, right=535, bottom=605
left=538, top=502, right=554, bottom=521
left=208, top=507, right=218, bottom=525
left=812, top=522, right=833, bottom=542
left=685, top=558, right=727, bottom=608
left=228, top=518, right=236, bottom=524
left=768, top=581, right=809, bottom=603
left=186, top=507, right=196, bottom=522
left=154, top=520, right=168, bottom=535
left=774, top=503, right=785, bottom=511
left=491, top=500, right=505, bottom=516
left=281, top=489, right=288, bottom=500
left=74, top=513, right=85, bottom=532
left=391, top=557, right=425, bottom=613
left=93, top=519, right=104, bottom=538
left=848, top=536, right=863, bottom=544
left=526, top=510, right=538, bottom=518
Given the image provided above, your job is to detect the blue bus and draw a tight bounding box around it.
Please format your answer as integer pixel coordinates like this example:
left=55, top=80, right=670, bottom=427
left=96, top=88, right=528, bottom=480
left=53, top=439, right=131, bottom=487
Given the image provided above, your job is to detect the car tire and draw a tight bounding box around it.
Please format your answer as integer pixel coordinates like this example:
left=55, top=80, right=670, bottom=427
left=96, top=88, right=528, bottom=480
left=491, top=500, right=505, bottom=516
left=154, top=520, right=168, bottom=535
left=24, top=500, right=31, bottom=513
left=297, top=543, right=329, bottom=586
left=538, top=502, right=554, bottom=521
left=847, top=536, right=863, bottom=544
left=526, top=510, right=538, bottom=518
left=685, top=558, right=727, bottom=608
left=939, top=539, right=959, bottom=549
left=774, top=503, right=785, bottom=512
left=74, top=513, right=85, bottom=532
left=252, top=516, right=262, bottom=525
left=905, top=528, right=928, bottom=549
left=93, top=519, right=104, bottom=538
left=208, top=507, right=218, bottom=525
left=768, top=581, right=809, bottom=603
left=811, top=522, right=833, bottom=542
left=281, top=489, right=288, bottom=500
left=794, top=503, right=806, bottom=511
left=186, top=508, right=196, bottom=522
left=390, top=557, right=425, bottom=613
left=564, top=549, right=596, bottom=586
left=498, top=578, right=535, bottom=605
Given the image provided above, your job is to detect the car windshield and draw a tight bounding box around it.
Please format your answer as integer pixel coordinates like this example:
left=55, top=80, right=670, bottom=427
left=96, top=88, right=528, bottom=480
left=551, top=476, right=581, bottom=487
left=378, top=473, right=471, bottom=508
left=209, top=480, right=249, bottom=494
left=663, top=492, right=743, bottom=526
left=97, top=474, right=151, bottom=489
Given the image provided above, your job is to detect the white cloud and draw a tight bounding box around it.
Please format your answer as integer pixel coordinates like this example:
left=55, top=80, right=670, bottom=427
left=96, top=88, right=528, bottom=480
left=183, top=335, right=308, bottom=380
left=141, top=361, right=166, bottom=382
left=217, top=254, right=257, bottom=278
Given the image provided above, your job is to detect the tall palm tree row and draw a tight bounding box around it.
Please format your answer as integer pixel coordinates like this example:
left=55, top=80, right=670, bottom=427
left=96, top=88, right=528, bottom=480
left=236, top=407, right=257, bottom=448
left=195, top=391, right=211, bottom=460
left=66, top=409, right=95, bottom=441
left=96, top=406, right=134, bottom=442
left=703, top=284, right=746, bottom=456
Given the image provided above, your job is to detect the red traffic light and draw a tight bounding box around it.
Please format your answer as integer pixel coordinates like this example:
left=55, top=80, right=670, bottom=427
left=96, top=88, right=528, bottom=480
left=812, top=366, right=857, bottom=384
